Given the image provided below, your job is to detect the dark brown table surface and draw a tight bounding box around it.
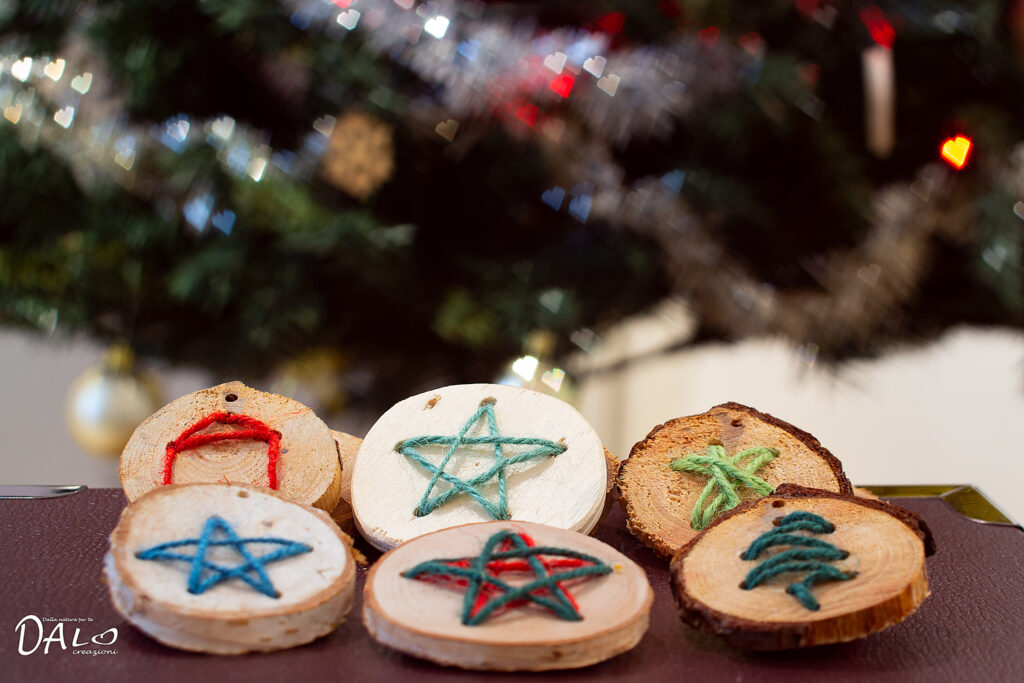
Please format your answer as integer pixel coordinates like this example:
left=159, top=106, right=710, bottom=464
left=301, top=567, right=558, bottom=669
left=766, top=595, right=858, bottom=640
left=2, top=488, right=1023, bottom=682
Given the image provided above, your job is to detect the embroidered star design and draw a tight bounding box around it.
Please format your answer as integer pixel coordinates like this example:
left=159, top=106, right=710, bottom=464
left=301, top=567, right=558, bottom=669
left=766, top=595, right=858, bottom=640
left=395, top=398, right=566, bottom=519
left=135, top=516, right=312, bottom=598
left=402, top=529, right=612, bottom=625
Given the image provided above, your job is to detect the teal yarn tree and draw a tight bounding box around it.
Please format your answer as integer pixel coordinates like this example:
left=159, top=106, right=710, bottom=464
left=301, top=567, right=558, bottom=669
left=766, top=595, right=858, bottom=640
left=396, top=398, right=567, bottom=520
left=740, top=510, right=856, bottom=610
left=669, top=444, right=779, bottom=530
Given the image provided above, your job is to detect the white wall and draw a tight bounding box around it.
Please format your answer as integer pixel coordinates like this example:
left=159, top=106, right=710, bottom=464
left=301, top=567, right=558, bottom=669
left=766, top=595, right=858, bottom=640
left=0, top=330, right=211, bottom=488
left=576, top=326, right=1024, bottom=524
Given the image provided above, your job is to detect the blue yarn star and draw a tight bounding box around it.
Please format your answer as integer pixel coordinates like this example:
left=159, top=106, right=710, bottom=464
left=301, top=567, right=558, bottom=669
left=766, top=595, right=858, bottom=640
left=396, top=398, right=567, bottom=519
left=135, top=516, right=312, bottom=598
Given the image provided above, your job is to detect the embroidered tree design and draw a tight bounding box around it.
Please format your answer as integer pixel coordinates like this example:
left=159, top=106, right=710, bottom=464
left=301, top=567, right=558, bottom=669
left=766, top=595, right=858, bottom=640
left=739, top=510, right=856, bottom=610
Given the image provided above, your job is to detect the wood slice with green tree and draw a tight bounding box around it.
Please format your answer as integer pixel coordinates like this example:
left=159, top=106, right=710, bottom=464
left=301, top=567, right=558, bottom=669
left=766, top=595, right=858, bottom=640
left=670, top=484, right=934, bottom=650
left=618, top=402, right=853, bottom=558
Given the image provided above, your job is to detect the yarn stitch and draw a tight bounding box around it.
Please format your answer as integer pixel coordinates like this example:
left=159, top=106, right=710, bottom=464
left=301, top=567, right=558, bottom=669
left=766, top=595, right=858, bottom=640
left=135, top=515, right=312, bottom=598
left=163, top=411, right=283, bottom=489
left=402, top=529, right=612, bottom=625
left=669, top=443, right=779, bottom=530
left=396, top=399, right=566, bottom=519
left=740, top=510, right=856, bottom=610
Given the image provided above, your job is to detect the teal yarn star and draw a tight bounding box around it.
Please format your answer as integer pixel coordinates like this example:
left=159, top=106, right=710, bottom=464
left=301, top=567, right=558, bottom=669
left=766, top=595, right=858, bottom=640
left=396, top=398, right=567, bottom=519
left=740, top=511, right=856, bottom=610
left=135, top=516, right=312, bottom=598
left=669, top=443, right=779, bottom=530
left=402, top=529, right=612, bottom=625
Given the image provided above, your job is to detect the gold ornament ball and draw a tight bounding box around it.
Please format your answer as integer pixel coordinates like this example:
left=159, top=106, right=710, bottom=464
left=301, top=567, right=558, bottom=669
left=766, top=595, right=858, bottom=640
left=65, top=346, right=163, bottom=458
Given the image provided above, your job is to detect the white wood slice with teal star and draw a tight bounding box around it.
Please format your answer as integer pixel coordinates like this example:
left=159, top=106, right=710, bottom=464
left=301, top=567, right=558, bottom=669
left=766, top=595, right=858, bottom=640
left=352, top=384, right=608, bottom=551
left=104, top=482, right=356, bottom=654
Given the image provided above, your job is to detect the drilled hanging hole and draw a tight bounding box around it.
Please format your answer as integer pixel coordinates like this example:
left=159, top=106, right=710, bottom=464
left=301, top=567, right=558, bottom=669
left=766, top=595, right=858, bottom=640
left=772, top=500, right=785, bottom=508
left=225, top=393, right=239, bottom=402
left=730, top=418, right=743, bottom=427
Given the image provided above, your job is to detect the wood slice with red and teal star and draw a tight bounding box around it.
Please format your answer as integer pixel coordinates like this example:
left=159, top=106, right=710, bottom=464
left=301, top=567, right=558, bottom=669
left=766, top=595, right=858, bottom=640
left=362, top=520, right=653, bottom=670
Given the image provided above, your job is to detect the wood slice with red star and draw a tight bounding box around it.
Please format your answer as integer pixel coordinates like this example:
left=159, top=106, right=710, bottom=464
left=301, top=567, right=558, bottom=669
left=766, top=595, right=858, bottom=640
left=120, top=381, right=342, bottom=513
left=363, top=520, right=653, bottom=671
left=104, top=482, right=356, bottom=653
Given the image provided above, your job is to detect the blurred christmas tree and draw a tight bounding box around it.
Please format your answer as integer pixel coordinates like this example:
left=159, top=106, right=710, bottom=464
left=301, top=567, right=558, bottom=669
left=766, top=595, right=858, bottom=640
left=1, top=0, right=1022, bottom=408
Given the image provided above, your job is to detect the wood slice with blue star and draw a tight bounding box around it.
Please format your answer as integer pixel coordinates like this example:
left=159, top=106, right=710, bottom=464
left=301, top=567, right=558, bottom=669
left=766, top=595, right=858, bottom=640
left=103, top=482, right=356, bottom=653
left=670, top=485, right=935, bottom=650
left=363, top=520, right=653, bottom=670
left=351, top=384, right=610, bottom=551
left=618, top=402, right=854, bottom=559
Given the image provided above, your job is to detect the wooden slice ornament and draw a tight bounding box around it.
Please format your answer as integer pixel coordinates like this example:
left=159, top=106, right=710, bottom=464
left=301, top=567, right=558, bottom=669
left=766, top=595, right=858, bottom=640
left=333, top=427, right=616, bottom=537
left=618, top=402, right=853, bottom=558
left=852, top=486, right=881, bottom=501
left=104, top=482, right=356, bottom=653
left=328, top=428, right=360, bottom=531
left=121, top=381, right=342, bottom=512
left=363, top=520, right=653, bottom=670
left=670, top=484, right=935, bottom=650
left=351, top=384, right=609, bottom=551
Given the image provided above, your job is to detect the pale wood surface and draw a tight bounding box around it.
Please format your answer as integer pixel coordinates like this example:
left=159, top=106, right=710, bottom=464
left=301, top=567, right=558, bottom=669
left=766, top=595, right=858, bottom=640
left=121, top=381, right=341, bottom=512
left=104, top=482, right=355, bottom=654
left=619, top=402, right=851, bottom=558
left=363, top=520, right=653, bottom=671
left=672, top=491, right=929, bottom=649
left=329, top=429, right=360, bottom=532
left=330, top=429, right=361, bottom=503
left=853, top=486, right=881, bottom=501
left=352, top=384, right=608, bottom=551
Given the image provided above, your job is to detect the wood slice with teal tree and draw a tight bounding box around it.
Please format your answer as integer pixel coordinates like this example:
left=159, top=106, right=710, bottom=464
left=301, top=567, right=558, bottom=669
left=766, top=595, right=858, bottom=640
left=670, top=484, right=935, bottom=650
